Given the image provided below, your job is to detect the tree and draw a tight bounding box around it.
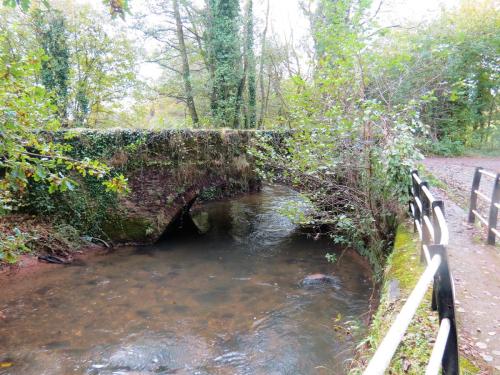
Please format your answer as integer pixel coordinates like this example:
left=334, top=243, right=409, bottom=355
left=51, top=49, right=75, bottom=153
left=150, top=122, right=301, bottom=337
left=0, top=32, right=127, bottom=212
left=244, top=0, right=256, bottom=128
left=173, top=0, right=199, bottom=125
left=206, top=0, right=242, bottom=127
left=32, top=8, right=70, bottom=122
left=66, top=6, right=137, bottom=127
left=2, top=0, right=129, bottom=18
left=364, top=0, right=499, bottom=151
left=134, top=0, right=207, bottom=126
left=257, top=0, right=269, bottom=128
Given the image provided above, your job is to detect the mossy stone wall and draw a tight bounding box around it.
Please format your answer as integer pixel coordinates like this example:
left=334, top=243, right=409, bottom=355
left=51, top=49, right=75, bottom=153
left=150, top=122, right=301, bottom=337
left=65, top=129, right=284, bottom=243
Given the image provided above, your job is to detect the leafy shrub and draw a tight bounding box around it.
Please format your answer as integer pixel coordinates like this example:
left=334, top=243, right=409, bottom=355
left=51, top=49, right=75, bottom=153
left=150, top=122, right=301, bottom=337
left=424, top=137, right=465, bottom=156
left=0, top=228, right=32, bottom=264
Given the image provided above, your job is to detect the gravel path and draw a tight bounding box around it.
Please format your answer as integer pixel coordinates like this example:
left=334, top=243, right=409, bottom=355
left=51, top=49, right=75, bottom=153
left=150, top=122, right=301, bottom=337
left=423, top=157, right=500, bottom=373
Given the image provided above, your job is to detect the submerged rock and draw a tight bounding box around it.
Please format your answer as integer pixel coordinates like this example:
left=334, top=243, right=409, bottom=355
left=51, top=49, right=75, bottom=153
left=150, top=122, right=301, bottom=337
left=300, top=273, right=338, bottom=287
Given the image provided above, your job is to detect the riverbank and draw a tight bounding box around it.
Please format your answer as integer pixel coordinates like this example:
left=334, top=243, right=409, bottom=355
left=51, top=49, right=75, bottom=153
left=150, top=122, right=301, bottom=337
left=0, top=239, right=110, bottom=279
left=0, top=214, right=83, bottom=269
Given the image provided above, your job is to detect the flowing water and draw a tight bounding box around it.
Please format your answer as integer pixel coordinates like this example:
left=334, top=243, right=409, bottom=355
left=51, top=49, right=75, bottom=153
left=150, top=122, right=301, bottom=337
left=0, top=185, right=373, bottom=375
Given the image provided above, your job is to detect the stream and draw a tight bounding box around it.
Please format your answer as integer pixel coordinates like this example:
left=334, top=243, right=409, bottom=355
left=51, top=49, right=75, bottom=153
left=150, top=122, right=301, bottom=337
left=0, top=185, right=373, bottom=375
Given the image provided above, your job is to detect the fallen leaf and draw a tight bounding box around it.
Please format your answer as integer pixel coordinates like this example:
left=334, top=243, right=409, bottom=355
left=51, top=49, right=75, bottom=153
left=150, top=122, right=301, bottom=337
left=402, top=358, right=411, bottom=372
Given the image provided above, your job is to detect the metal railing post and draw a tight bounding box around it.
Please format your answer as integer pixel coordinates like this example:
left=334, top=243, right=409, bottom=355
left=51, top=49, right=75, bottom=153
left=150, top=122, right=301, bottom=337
left=411, top=169, right=419, bottom=194
left=411, top=171, right=419, bottom=233
left=468, top=167, right=483, bottom=223
left=430, top=201, right=445, bottom=313
left=487, top=174, right=500, bottom=245
left=428, top=244, right=459, bottom=375
left=410, top=170, right=419, bottom=233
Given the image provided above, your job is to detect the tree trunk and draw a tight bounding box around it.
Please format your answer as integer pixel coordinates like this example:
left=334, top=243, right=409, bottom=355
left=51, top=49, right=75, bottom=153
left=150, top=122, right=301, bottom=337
left=173, top=0, right=199, bottom=125
left=233, top=63, right=247, bottom=129
left=258, top=0, right=270, bottom=128
left=206, top=0, right=241, bottom=127
left=245, top=0, right=256, bottom=128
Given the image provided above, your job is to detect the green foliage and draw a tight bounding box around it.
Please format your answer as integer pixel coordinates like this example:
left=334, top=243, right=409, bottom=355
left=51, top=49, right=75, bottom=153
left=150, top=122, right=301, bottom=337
left=33, top=8, right=70, bottom=121
left=24, top=173, right=119, bottom=236
left=2, top=0, right=35, bottom=11
left=0, top=32, right=127, bottom=213
left=325, top=252, right=337, bottom=263
left=367, top=0, right=499, bottom=153
left=424, top=137, right=466, bottom=156
left=66, top=7, right=137, bottom=127
left=250, top=0, right=425, bottom=275
left=1, top=2, right=137, bottom=128
left=206, top=0, right=242, bottom=127
left=2, top=0, right=128, bottom=18
left=0, top=228, right=32, bottom=264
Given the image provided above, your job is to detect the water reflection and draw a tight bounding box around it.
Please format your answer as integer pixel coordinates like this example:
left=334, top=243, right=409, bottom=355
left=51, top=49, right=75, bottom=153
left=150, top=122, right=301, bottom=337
left=0, top=185, right=373, bottom=375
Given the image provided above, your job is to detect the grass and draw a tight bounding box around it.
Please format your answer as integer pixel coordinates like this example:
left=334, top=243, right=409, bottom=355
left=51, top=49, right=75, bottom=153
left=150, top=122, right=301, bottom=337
left=464, top=146, right=500, bottom=158
left=349, top=224, right=480, bottom=375
left=416, top=163, right=467, bottom=207
left=416, top=164, right=447, bottom=190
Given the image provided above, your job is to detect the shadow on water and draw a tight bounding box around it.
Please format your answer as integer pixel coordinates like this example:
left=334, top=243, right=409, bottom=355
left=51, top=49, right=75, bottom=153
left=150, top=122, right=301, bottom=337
left=0, top=185, right=373, bottom=375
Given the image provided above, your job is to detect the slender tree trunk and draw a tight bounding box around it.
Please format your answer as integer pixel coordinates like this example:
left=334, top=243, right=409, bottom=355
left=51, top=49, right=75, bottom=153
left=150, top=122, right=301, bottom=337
left=173, top=0, right=199, bottom=125
left=245, top=0, right=256, bottom=128
left=258, top=0, right=270, bottom=128
left=233, top=63, right=247, bottom=129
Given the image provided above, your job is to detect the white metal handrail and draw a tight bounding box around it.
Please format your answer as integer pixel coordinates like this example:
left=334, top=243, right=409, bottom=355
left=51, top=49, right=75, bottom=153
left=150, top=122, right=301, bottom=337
left=478, top=169, right=496, bottom=179
left=363, top=256, right=442, bottom=375
left=475, top=189, right=491, bottom=203
left=434, top=206, right=449, bottom=246
left=363, top=170, right=458, bottom=375
left=426, top=318, right=451, bottom=375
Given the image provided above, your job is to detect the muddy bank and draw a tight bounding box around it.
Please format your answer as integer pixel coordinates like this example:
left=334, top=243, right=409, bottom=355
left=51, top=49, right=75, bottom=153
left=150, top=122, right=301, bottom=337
left=0, top=242, right=110, bottom=279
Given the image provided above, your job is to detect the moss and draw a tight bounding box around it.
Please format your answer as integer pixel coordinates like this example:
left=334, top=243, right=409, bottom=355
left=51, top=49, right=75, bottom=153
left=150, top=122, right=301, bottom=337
left=460, top=357, right=480, bottom=375
left=416, top=163, right=465, bottom=207
left=102, top=216, right=156, bottom=243
left=387, top=225, right=422, bottom=290
left=351, top=224, right=479, bottom=374
left=416, top=164, right=447, bottom=190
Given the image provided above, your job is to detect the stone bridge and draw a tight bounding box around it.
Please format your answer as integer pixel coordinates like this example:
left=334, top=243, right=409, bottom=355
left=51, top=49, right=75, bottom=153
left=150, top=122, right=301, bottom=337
left=69, top=129, right=284, bottom=244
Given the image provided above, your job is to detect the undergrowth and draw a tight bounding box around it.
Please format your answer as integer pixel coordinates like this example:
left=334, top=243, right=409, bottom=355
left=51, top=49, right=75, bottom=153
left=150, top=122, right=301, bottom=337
left=0, top=228, right=32, bottom=264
